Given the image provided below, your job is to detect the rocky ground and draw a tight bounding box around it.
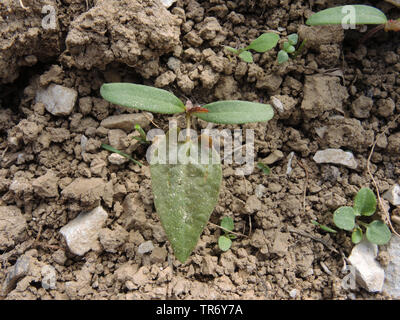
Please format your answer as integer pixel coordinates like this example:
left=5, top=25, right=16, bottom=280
left=0, top=0, right=400, bottom=300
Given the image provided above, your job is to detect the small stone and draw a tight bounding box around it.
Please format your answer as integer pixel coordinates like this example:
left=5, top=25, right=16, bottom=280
left=52, top=249, right=67, bottom=266
left=271, top=232, right=289, bottom=257
left=150, top=246, right=168, bottom=263
left=167, top=57, right=181, bottom=72
left=351, top=96, right=373, bottom=119
left=32, top=170, right=59, bottom=198
left=60, top=206, right=108, bottom=256
left=108, top=153, right=129, bottom=165
left=99, top=226, right=129, bottom=253
left=255, top=184, right=267, bottom=199
left=1, top=255, right=31, bottom=296
left=383, top=236, right=400, bottom=298
left=0, top=206, right=27, bottom=251
left=313, top=149, right=358, bottom=169
left=100, top=113, right=153, bottom=132
left=41, top=265, right=57, bottom=290
left=61, top=178, right=106, bottom=208
left=348, top=240, right=385, bottom=292
left=108, top=129, right=127, bottom=150
left=35, top=84, right=77, bottom=116
left=382, top=184, right=400, bottom=206
left=138, top=240, right=154, bottom=254
left=289, top=289, right=297, bottom=298
left=263, top=150, right=284, bottom=165
left=160, top=0, right=176, bottom=8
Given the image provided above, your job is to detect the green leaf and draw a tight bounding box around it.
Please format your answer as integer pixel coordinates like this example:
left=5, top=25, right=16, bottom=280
left=228, top=233, right=237, bottom=240
left=352, top=227, right=363, bottom=244
left=366, top=220, right=391, bottom=245
left=353, top=187, right=376, bottom=216
left=311, top=220, right=337, bottom=233
left=238, top=50, right=253, bottom=63
left=245, top=33, right=280, bottom=52
left=194, top=101, right=274, bottom=124
left=218, top=236, right=232, bottom=251
left=257, top=162, right=271, bottom=175
left=288, top=34, right=298, bottom=46
left=277, top=50, right=289, bottom=64
left=101, top=143, right=143, bottom=166
left=224, top=46, right=239, bottom=55
left=306, top=5, right=387, bottom=26
left=333, top=206, right=356, bottom=231
left=100, top=83, right=185, bottom=114
left=220, top=216, right=234, bottom=232
left=149, top=129, right=222, bottom=263
left=283, top=42, right=295, bottom=53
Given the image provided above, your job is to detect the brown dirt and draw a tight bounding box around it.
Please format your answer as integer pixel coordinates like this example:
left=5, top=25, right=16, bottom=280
left=0, top=0, right=399, bottom=300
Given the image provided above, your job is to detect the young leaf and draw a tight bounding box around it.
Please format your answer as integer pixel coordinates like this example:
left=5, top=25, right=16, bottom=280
left=220, top=216, right=234, bottom=232
left=257, top=162, right=271, bottom=175
left=366, top=220, right=391, bottom=245
left=283, top=42, right=296, bottom=53
left=351, top=227, right=363, bottom=244
left=288, top=34, right=298, bottom=46
left=149, top=129, right=222, bottom=263
left=101, top=143, right=143, bottom=166
left=100, top=83, right=185, bottom=114
left=218, top=235, right=232, bottom=251
left=277, top=50, right=289, bottom=64
left=306, top=5, right=387, bottom=26
left=245, top=33, right=280, bottom=52
left=311, top=220, right=337, bottom=233
left=194, top=101, right=274, bottom=124
left=228, top=233, right=237, bottom=240
left=353, top=187, right=376, bottom=216
left=224, top=46, right=239, bottom=55
left=333, top=206, right=356, bottom=231
left=238, top=50, right=253, bottom=63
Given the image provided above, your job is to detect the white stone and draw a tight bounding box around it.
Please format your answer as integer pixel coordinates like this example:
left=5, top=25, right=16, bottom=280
left=41, top=265, right=57, bottom=290
left=60, top=206, right=108, bottom=256
left=255, top=184, right=267, bottom=199
left=108, top=153, right=129, bottom=165
left=80, top=135, right=88, bottom=155
left=383, top=236, right=400, bottom=298
left=138, top=240, right=154, bottom=254
left=313, top=149, right=358, bottom=169
left=271, top=96, right=284, bottom=113
left=382, top=184, right=400, bottom=206
left=289, top=289, right=297, bottom=298
left=36, top=84, right=77, bottom=116
left=348, top=240, right=385, bottom=292
left=161, top=0, right=177, bottom=8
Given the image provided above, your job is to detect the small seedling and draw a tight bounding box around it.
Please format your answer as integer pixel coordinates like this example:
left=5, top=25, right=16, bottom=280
left=277, top=33, right=307, bottom=64
left=218, top=216, right=236, bottom=251
left=311, top=220, right=337, bottom=233
left=225, top=33, right=280, bottom=63
left=132, top=124, right=150, bottom=145
left=100, top=83, right=274, bottom=263
left=306, top=5, right=400, bottom=42
left=333, top=187, right=391, bottom=245
left=257, top=162, right=271, bottom=175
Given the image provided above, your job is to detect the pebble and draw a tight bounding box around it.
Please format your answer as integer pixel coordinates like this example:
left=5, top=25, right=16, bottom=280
left=289, top=289, right=297, bottom=298
left=383, top=236, right=400, bottom=298
left=41, top=265, right=57, bottom=290
left=32, top=170, right=59, bottom=198
left=108, top=153, right=129, bottom=165
left=167, top=57, right=181, bottom=72
left=161, top=0, right=177, bottom=8
left=262, top=150, right=284, bottom=165
left=382, top=184, right=400, bottom=206
left=313, top=149, right=358, bottom=169
left=1, top=255, right=31, bottom=296
left=255, top=184, right=267, bottom=199
left=100, top=113, right=153, bottom=132
left=60, top=206, right=108, bottom=256
left=348, top=240, right=385, bottom=292
left=138, top=240, right=155, bottom=254
left=35, top=84, right=77, bottom=116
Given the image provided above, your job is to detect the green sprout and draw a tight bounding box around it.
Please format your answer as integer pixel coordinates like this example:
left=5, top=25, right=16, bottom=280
left=100, top=83, right=274, bottom=263
left=218, top=216, right=236, bottom=251
left=311, top=220, right=337, bottom=234
left=225, top=33, right=280, bottom=63
left=333, top=187, right=391, bottom=245
left=306, top=5, right=400, bottom=42
left=257, top=162, right=271, bottom=175
left=277, top=33, right=306, bottom=64
left=132, top=124, right=150, bottom=145
left=101, top=143, right=143, bottom=166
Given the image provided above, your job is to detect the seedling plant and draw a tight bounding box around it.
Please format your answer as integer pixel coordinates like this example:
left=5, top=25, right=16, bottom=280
left=333, top=187, right=391, bottom=245
left=306, top=5, right=400, bottom=42
left=224, top=32, right=280, bottom=63
left=277, top=33, right=306, bottom=64
left=218, top=216, right=236, bottom=252
left=100, top=83, right=274, bottom=263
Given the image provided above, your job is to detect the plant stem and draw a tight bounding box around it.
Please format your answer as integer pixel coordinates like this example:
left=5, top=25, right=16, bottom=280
left=357, top=220, right=369, bottom=229
left=185, top=113, right=191, bottom=142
